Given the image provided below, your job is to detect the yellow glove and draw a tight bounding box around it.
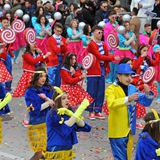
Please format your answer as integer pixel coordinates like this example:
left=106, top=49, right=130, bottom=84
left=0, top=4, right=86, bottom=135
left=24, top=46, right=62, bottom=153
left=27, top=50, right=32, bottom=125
left=156, top=148, right=160, bottom=156
left=57, top=108, right=74, bottom=117
left=73, top=98, right=90, bottom=118
left=0, top=93, right=12, bottom=110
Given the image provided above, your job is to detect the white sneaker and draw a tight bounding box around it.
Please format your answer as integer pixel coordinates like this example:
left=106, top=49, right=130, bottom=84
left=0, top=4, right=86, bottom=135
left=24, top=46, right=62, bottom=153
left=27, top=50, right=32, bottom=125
left=22, top=120, right=29, bottom=127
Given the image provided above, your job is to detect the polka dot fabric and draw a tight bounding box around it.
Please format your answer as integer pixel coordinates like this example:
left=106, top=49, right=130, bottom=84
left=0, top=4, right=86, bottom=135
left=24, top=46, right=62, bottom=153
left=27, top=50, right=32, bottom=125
left=0, top=60, right=12, bottom=82
left=136, top=83, right=158, bottom=118
left=61, top=84, right=94, bottom=108
left=12, top=72, right=34, bottom=97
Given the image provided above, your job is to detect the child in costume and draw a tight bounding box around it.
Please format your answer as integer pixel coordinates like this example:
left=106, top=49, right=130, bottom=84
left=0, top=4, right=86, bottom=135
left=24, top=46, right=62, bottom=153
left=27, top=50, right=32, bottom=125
left=67, top=19, right=83, bottom=56
left=86, top=25, right=119, bottom=120
left=139, top=23, right=153, bottom=59
left=25, top=67, right=54, bottom=160
left=104, top=10, right=119, bottom=83
left=44, top=87, right=91, bottom=159
left=0, top=42, right=12, bottom=83
left=114, top=23, right=136, bottom=61
left=47, top=22, right=68, bottom=87
left=78, top=24, right=92, bottom=65
left=0, top=16, right=14, bottom=91
left=60, top=53, right=93, bottom=108
left=132, top=44, right=159, bottom=128
left=0, top=82, right=12, bottom=144
left=105, top=63, right=154, bottom=160
left=135, top=109, right=160, bottom=160
left=34, top=14, right=52, bottom=54
left=12, top=44, right=51, bottom=97
left=31, top=7, right=45, bottom=28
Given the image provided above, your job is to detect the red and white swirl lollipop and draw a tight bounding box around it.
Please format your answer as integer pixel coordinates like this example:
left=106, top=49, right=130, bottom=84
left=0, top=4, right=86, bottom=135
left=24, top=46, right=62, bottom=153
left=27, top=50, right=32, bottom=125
left=82, top=53, right=96, bottom=70
left=1, top=28, right=16, bottom=44
left=106, top=32, right=119, bottom=49
left=11, top=19, right=25, bottom=33
left=24, top=28, right=36, bottom=44
left=142, top=67, right=157, bottom=84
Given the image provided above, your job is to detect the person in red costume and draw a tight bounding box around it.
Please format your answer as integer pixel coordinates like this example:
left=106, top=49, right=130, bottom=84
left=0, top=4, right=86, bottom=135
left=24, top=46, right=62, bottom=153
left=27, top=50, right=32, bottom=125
left=12, top=43, right=51, bottom=98
left=12, top=43, right=51, bottom=128
left=60, top=53, right=93, bottom=109
left=132, top=44, right=160, bottom=129
left=47, top=22, right=68, bottom=87
left=86, top=25, right=120, bottom=120
left=0, top=41, right=12, bottom=83
left=0, top=16, right=15, bottom=91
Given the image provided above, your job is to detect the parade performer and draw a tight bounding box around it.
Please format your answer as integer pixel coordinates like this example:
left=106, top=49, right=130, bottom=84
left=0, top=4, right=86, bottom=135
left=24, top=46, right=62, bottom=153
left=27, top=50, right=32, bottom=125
left=0, top=42, right=12, bottom=83
left=10, top=12, right=26, bottom=64
left=105, top=63, right=154, bottom=160
left=78, top=24, right=92, bottom=65
left=114, top=24, right=136, bottom=62
left=0, top=82, right=12, bottom=144
left=135, top=109, right=160, bottom=160
left=31, top=6, right=45, bottom=28
left=25, top=67, right=54, bottom=160
left=60, top=53, right=93, bottom=109
left=104, top=10, right=119, bottom=83
left=43, top=87, right=91, bottom=159
left=86, top=25, right=119, bottom=120
left=0, top=16, right=14, bottom=91
left=67, top=19, right=83, bottom=56
left=139, top=23, right=154, bottom=59
left=12, top=44, right=51, bottom=97
left=132, top=44, right=159, bottom=127
left=47, top=22, right=68, bottom=87
left=34, top=14, right=52, bottom=54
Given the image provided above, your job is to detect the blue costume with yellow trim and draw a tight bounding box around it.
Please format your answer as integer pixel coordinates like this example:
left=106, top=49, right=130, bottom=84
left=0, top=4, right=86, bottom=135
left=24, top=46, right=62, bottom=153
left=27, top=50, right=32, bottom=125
left=25, top=85, right=53, bottom=152
left=44, top=109, right=91, bottom=159
left=106, top=82, right=154, bottom=160
left=135, top=131, right=160, bottom=160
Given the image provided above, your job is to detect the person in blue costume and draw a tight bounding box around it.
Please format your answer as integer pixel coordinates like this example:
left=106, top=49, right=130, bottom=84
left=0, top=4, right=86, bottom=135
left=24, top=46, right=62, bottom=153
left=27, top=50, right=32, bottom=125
left=25, top=67, right=54, bottom=160
left=0, top=81, right=12, bottom=144
left=105, top=63, right=154, bottom=160
left=67, top=19, right=83, bottom=56
left=31, top=6, right=45, bottom=28
left=135, top=109, right=160, bottom=160
left=34, top=14, right=52, bottom=54
left=44, top=86, right=92, bottom=160
left=78, top=24, right=93, bottom=65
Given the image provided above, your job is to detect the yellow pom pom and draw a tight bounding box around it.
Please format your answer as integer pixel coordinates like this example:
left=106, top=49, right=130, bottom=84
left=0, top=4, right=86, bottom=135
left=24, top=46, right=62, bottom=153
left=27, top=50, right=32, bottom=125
left=156, top=148, right=160, bottom=156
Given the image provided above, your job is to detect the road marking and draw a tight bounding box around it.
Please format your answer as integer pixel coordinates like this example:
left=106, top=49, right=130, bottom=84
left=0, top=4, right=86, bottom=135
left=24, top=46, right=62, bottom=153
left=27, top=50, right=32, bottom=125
left=0, top=151, right=24, bottom=159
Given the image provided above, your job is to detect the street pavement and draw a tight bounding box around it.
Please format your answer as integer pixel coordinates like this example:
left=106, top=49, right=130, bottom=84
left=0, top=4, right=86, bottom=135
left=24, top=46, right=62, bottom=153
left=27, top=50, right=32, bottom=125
left=0, top=49, right=160, bottom=160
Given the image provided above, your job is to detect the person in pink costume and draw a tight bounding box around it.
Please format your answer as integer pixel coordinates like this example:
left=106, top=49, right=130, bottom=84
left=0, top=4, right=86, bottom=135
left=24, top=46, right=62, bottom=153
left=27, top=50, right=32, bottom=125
left=139, top=23, right=157, bottom=59
left=67, top=19, right=83, bottom=58
left=34, top=14, right=52, bottom=54
left=104, top=10, right=119, bottom=83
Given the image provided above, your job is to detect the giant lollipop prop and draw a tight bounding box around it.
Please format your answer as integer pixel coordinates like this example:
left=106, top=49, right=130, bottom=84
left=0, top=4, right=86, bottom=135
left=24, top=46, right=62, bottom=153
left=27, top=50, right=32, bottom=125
left=1, top=28, right=16, bottom=44
left=24, top=28, right=36, bottom=45
left=11, top=19, right=25, bottom=33
left=40, top=12, right=62, bottom=45
left=106, top=33, right=119, bottom=49
left=0, top=4, right=11, bottom=17
left=82, top=53, right=96, bottom=70
left=142, top=67, right=157, bottom=84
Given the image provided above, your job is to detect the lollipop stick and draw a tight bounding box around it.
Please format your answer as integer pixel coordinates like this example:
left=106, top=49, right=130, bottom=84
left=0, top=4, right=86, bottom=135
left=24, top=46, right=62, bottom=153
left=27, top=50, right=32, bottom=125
left=0, top=10, right=6, bottom=17
left=40, top=19, right=57, bottom=45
